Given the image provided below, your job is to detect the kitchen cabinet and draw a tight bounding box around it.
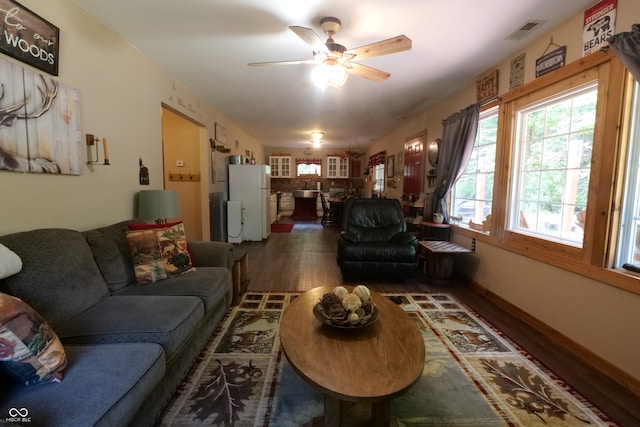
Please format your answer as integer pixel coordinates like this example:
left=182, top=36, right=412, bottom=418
left=327, top=156, right=349, bottom=178
left=350, top=159, right=361, bottom=178
left=280, top=192, right=294, bottom=216
left=269, top=156, right=292, bottom=178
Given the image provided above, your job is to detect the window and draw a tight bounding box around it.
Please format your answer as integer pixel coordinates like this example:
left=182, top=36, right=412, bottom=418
left=452, top=52, right=634, bottom=293
left=618, top=81, right=640, bottom=270
left=297, top=163, right=321, bottom=176
left=373, top=163, right=385, bottom=194
left=508, top=82, right=597, bottom=246
left=295, top=158, right=322, bottom=177
left=451, top=106, right=498, bottom=227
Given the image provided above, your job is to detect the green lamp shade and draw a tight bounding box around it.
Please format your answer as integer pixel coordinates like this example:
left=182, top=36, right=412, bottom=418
left=137, top=190, right=180, bottom=222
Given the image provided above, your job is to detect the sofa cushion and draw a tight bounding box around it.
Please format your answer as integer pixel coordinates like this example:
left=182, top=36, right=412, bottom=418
left=83, top=220, right=137, bottom=292
left=0, top=343, right=165, bottom=427
left=0, top=293, right=67, bottom=385
left=113, top=266, right=232, bottom=314
left=126, top=222, right=195, bottom=285
left=54, top=295, right=204, bottom=360
left=0, top=229, right=109, bottom=328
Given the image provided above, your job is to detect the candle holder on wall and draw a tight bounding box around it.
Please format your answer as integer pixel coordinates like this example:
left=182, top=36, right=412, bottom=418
left=86, top=133, right=110, bottom=165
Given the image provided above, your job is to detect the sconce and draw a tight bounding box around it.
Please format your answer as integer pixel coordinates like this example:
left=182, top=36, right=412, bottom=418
left=86, top=134, right=110, bottom=165
left=428, top=138, right=440, bottom=166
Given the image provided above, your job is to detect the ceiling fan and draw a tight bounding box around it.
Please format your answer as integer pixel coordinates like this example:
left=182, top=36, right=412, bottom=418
left=248, top=17, right=412, bottom=84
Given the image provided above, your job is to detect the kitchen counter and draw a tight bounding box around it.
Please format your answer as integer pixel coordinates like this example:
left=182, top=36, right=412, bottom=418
left=292, top=193, right=318, bottom=219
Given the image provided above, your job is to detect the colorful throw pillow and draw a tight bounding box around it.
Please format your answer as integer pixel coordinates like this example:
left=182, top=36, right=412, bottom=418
left=0, top=293, right=67, bottom=385
left=126, top=221, right=195, bottom=285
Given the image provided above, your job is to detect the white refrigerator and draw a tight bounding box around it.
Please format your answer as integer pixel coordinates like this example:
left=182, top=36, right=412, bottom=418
left=229, top=164, right=271, bottom=241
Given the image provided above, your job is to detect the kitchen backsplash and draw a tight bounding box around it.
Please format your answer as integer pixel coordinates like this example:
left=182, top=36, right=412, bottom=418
left=270, top=177, right=364, bottom=194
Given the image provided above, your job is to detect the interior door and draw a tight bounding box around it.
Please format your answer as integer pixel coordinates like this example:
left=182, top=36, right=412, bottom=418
left=403, top=131, right=425, bottom=196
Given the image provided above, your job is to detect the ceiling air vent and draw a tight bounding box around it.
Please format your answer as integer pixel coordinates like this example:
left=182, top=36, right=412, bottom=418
left=506, top=20, right=546, bottom=41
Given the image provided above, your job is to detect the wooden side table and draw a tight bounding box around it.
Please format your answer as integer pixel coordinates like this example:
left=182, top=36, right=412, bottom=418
left=420, top=221, right=451, bottom=241
left=231, top=248, right=250, bottom=306
left=416, top=222, right=451, bottom=272
left=418, top=240, right=472, bottom=285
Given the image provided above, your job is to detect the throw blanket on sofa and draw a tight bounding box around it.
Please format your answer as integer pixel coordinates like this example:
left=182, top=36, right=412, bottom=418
left=0, top=243, right=21, bottom=279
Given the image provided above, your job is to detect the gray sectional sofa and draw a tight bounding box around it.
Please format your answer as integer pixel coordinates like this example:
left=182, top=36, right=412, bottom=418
left=0, top=220, right=234, bottom=427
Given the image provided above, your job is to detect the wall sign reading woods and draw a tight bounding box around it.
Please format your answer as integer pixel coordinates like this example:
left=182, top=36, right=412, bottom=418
left=0, top=0, right=59, bottom=76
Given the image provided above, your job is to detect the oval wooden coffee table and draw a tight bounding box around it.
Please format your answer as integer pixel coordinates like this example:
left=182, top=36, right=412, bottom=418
left=279, top=286, right=424, bottom=427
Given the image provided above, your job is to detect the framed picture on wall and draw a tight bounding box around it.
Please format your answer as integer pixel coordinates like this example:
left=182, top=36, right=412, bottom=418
left=395, top=151, right=403, bottom=177
left=386, top=154, right=395, bottom=178
left=215, top=122, right=226, bottom=144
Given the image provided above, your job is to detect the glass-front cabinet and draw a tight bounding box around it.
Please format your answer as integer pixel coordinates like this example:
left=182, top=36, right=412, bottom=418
left=269, top=156, right=291, bottom=178
left=327, top=156, right=349, bottom=178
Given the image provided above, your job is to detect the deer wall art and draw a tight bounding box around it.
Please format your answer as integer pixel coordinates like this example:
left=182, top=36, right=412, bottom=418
left=0, top=57, right=81, bottom=175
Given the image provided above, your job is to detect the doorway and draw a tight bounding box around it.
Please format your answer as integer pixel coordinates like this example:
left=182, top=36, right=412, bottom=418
left=403, top=130, right=425, bottom=197
left=161, top=106, right=207, bottom=240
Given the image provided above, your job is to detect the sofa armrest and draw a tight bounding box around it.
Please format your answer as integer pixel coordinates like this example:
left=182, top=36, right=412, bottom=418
left=390, top=232, right=418, bottom=245
left=187, top=241, right=234, bottom=269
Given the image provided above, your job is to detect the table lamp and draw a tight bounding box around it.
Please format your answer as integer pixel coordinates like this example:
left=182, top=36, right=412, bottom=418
left=137, top=190, right=180, bottom=224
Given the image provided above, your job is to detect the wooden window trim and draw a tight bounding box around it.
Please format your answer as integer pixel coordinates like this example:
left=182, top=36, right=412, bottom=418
left=454, top=49, right=640, bottom=296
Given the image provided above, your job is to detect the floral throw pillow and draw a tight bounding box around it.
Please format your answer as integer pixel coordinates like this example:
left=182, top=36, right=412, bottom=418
left=0, top=293, right=67, bottom=385
left=126, top=221, right=195, bottom=285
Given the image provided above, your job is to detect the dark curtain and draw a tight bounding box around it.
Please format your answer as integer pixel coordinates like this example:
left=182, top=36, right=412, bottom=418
left=431, top=103, right=480, bottom=223
left=609, top=24, right=640, bottom=81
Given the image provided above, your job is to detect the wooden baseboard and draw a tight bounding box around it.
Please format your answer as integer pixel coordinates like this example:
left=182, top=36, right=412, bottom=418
left=466, top=279, right=640, bottom=398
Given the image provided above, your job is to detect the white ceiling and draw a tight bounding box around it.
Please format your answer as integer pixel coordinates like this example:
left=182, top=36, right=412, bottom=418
left=73, top=0, right=595, bottom=150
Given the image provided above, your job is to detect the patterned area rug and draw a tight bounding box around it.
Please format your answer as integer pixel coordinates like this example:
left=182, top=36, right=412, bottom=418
left=158, top=292, right=617, bottom=427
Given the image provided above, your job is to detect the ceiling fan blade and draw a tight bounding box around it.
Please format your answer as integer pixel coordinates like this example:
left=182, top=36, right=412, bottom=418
left=348, top=62, right=390, bottom=82
left=248, top=59, right=317, bottom=66
left=345, top=35, right=412, bottom=60
left=289, top=25, right=329, bottom=54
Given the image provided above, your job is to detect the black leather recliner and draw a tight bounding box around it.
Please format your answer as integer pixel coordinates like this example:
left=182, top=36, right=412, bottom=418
left=337, top=198, right=418, bottom=280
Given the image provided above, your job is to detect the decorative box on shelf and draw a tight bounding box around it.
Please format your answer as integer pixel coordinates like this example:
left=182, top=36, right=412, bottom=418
left=403, top=198, right=424, bottom=228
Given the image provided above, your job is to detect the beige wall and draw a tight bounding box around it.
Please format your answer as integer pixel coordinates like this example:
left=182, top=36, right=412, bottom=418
left=0, top=0, right=263, bottom=236
left=366, top=0, right=640, bottom=381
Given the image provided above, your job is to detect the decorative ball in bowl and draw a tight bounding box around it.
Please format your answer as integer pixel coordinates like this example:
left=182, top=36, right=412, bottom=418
left=313, top=285, right=378, bottom=328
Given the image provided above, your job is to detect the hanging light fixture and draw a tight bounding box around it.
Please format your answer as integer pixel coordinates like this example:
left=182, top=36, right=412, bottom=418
left=310, top=132, right=323, bottom=148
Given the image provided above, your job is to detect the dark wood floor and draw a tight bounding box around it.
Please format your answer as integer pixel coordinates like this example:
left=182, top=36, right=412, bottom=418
left=237, top=219, right=640, bottom=426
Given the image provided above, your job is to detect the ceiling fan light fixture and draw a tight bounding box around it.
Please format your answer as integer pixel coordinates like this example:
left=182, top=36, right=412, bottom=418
left=311, top=131, right=324, bottom=140
left=312, top=63, right=348, bottom=90
left=311, top=140, right=321, bottom=148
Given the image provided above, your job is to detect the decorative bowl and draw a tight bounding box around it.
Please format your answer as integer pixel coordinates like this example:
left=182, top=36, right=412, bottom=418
left=313, top=302, right=379, bottom=328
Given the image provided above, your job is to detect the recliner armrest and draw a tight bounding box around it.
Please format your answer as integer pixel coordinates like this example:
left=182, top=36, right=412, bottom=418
left=340, top=231, right=360, bottom=243
left=390, top=232, right=418, bottom=245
